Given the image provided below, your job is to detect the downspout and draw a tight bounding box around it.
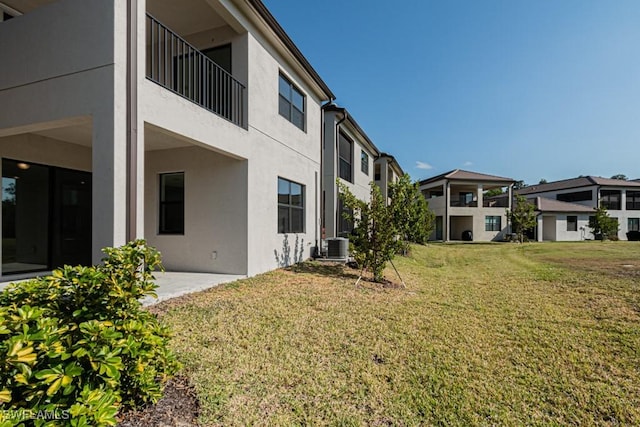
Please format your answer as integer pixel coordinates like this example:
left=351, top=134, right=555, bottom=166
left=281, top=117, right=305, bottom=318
left=335, top=108, right=348, bottom=238
left=318, top=99, right=336, bottom=256
left=126, top=0, right=138, bottom=242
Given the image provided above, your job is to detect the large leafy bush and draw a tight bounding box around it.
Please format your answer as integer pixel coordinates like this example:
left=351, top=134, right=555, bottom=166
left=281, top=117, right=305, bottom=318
left=0, top=240, right=179, bottom=426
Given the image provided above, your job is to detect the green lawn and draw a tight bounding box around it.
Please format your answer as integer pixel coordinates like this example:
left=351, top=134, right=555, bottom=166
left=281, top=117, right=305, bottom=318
left=156, top=242, right=640, bottom=426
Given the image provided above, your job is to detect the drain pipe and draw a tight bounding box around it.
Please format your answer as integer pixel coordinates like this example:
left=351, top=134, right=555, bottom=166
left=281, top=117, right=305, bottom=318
left=333, top=107, right=348, bottom=240
left=318, top=100, right=334, bottom=257
left=318, top=101, right=340, bottom=257
left=126, top=0, right=138, bottom=242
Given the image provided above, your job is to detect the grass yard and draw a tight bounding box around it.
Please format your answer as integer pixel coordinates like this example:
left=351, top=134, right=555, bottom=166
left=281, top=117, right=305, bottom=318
left=156, top=242, right=640, bottom=426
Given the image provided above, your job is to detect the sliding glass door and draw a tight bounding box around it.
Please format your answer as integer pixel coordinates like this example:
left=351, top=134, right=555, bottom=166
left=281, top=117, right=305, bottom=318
left=1, top=159, right=91, bottom=275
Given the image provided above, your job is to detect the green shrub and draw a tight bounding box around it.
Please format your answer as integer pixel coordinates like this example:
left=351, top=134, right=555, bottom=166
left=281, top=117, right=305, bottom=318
left=0, top=240, right=180, bottom=426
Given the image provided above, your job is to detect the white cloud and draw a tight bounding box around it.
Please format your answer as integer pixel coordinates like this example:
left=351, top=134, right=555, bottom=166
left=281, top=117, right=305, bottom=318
left=415, top=161, right=433, bottom=170
left=463, top=161, right=473, bottom=166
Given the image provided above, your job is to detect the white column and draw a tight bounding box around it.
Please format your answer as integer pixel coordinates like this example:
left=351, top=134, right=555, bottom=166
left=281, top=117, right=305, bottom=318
left=477, top=184, right=483, bottom=207
left=445, top=182, right=451, bottom=241
left=537, top=215, right=543, bottom=242
left=92, top=112, right=128, bottom=263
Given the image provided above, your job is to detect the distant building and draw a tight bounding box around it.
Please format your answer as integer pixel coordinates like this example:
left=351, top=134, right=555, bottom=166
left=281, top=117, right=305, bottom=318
left=419, top=170, right=514, bottom=241
left=517, top=176, right=640, bottom=241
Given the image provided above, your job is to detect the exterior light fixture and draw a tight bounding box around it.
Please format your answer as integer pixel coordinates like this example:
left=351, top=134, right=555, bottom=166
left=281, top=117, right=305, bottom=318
left=17, top=162, right=30, bottom=170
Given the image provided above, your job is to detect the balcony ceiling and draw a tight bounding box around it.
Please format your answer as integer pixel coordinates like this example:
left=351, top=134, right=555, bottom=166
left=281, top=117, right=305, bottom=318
left=1, top=0, right=56, bottom=14
left=32, top=123, right=191, bottom=151
left=147, top=0, right=229, bottom=37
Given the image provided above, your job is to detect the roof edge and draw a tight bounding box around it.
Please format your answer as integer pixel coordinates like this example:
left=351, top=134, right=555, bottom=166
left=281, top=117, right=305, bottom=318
left=247, top=0, right=335, bottom=100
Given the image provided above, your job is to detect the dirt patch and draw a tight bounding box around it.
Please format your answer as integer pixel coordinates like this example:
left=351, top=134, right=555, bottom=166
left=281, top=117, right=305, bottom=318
left=117, top=376, right=200, bottom=427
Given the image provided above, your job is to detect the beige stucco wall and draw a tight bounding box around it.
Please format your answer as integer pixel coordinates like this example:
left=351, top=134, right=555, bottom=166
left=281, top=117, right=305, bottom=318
left=138, top=10, right=325, bottom=276
left=0, top=0, right=129, bottom=263
left=144, top=146, right=248, bottom=274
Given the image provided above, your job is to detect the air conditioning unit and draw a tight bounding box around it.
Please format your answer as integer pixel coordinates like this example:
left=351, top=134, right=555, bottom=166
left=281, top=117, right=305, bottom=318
left=327, top=237, right=349, bottom=259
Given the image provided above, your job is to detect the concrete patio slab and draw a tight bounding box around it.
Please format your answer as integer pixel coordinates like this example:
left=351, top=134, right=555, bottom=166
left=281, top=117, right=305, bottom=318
left=0, top=272, right=246, bottom=306
left=144, top=272, right=246, bottom=306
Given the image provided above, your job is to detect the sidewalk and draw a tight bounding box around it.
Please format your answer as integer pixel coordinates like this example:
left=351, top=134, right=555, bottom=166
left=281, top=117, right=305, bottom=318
left=0, top=272, right=246, bottom=306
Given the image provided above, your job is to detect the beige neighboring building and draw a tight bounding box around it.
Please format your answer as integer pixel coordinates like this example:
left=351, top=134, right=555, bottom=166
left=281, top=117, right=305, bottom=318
left=0, top=0, right=334, bottom=279
left=374, top=153, right=404, bottom=204
left=517, top=176, right=640, bottom=241
left=419, top=170, right=514, bottom=241
left=322, top=105, right=380, bottom=240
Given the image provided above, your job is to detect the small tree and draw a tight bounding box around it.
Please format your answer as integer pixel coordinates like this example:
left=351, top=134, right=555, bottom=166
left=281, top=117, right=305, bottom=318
left=338, top=181, right=400, bottom=282
left=610, top=174, right=628, bottom=181
left=389, top=174, right=435, bottom=252
left=589, top=206, right=619, bottom=240
left=507, top=195, right=537, bottom=243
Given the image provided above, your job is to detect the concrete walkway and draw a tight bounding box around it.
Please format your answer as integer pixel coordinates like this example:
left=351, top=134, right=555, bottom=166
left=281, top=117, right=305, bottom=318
left=143, top=272, right=245, bottom=306
left=0, top=272, right=246, bottom=306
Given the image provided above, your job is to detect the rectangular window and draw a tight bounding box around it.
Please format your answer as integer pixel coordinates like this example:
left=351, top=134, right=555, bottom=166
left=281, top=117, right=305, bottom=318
left=278, top=74, right=305, bottom=130
left=374, top=163, right=381, bottom=181
left=485, top=216, right=501, bottom=231
left=338, top=132, right=352, bottom=182
left=567, top=215, right=578, bottom=231
left=361, top=150, right=369, bottom=175
left=628, top=218, right=639, bottom=232
left=159, top=172, right=184, bottom=234
left=278, top=177, right=305, bottom=233
left=337, top=197, right=353, bottom=237
left=600, top=190, right=621, bottom=210
left=627, top=191, right=640, bottom=210
left=557, top=190, right=592, bottom=203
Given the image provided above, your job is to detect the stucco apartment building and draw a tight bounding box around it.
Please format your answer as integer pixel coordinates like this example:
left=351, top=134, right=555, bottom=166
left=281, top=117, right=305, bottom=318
left=0, top=0, right=337, bottom=279
left=419, top=170, right=514, bottom=241
left=517, top=176, right=640, bottom=241
left=321, top=105, right=380, bottom=240
left=374, top=153, right=404, bottom=204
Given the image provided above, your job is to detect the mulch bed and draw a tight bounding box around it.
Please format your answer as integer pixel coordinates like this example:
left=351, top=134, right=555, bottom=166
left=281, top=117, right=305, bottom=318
left=117, top=375, right=200, bottom=427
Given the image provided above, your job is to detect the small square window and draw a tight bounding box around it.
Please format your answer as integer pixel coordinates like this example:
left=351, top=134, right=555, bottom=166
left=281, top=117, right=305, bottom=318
left=485, top=216, right=501, bottom=232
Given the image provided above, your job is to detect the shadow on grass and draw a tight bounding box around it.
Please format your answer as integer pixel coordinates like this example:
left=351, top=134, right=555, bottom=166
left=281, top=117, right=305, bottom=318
left=286, top=261, right=360, bottom=280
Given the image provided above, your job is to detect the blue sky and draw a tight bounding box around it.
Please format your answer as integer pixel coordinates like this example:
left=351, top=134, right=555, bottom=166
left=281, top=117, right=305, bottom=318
left=263, top=0, right=640, bottom=184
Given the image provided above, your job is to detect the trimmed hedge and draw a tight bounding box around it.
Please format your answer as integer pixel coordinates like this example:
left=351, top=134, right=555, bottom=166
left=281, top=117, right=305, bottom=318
left=0, top=240, right=180, bottom=427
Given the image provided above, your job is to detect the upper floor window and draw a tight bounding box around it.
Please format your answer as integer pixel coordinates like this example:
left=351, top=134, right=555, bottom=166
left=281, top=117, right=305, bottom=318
left=159, top=172, right=184, bottom=235
left=338, top=132, right=352, bottom=182
left=627, top=191, right=640, bottom=210
left=361, top=150, right=369, bottom=175
left=557, top=190, right=592, bottom=203
left=278, top=74, right=305, bottom=131
left=600, top=190, right=621, bottom=210
left=567, top=215, right=578, bottom=231
left=485, top=216, right=501, bottom=232
left=278, top=177, right=305, bottom=233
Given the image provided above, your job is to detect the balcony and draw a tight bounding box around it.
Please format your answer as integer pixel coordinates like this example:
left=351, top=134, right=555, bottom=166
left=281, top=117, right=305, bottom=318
left=450, top=200, right=478, bottom=208
left=146, top=14, right=246, bottom=128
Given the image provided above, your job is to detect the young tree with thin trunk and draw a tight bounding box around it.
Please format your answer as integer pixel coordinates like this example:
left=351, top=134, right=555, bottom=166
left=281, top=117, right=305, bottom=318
left=589, top=206, right=619, bottom=241
left=338, top=181, right=400, bottom=283
left=507, top=195, right=537, bottom=243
